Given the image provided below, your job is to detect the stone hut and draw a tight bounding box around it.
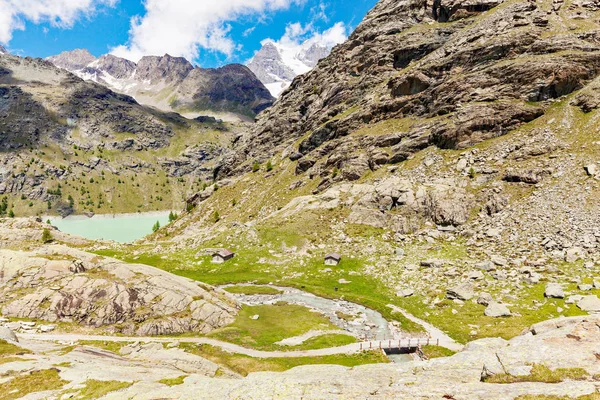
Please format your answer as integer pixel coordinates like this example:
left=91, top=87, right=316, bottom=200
left=212, top=249, right=235, bottom=264
left=324, top=253, right=342, bottom=266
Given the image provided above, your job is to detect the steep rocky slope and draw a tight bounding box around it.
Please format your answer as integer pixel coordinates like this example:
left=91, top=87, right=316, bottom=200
left=224, top=0, right=600, bottom=174
left=48, top=50, right=274, bottom=121
left=0, top=52, right=240, bottom=216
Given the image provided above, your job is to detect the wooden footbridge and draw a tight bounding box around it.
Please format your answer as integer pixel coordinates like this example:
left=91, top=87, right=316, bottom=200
left=359, top=337, right=441, bottom=355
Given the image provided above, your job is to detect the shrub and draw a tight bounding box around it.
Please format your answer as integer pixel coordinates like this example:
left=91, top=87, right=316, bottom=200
left=212, top=210, right=220, bottom=223
left=152, top=221, right=161, bottom=232
left=41, top=228, right=53, bottom=243
left=252, top=161, right=260, bottom=172
left=266, top=160, right=273, bottom=172
left=468, top=167, right=476, bottom=179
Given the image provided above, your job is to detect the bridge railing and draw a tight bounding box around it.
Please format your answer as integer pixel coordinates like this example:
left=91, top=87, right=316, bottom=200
left=359, top=337, right=439, bottom=351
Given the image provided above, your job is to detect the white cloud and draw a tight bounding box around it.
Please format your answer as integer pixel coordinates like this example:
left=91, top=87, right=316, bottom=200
left=111, top=0, right=304, bottom=63
left=262, top=20, right=347, bottom=50
left=0, top=0, right=116, bottom=44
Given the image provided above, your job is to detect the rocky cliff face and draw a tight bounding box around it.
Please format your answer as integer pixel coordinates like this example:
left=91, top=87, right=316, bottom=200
left=48, top=50, right=274, bottom=120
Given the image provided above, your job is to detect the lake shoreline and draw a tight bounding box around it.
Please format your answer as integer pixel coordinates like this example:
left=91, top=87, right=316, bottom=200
left=44, top=210, right=175, bottom=222
left=46, top=211, right=174, bottom=243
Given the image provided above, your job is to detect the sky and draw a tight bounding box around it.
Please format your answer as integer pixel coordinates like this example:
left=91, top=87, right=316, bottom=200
left=1, top=0, right=378, bottom=68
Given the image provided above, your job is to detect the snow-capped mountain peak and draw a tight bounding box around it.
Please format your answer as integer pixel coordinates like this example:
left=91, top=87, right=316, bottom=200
left=248, top=39, right=333, bottom=97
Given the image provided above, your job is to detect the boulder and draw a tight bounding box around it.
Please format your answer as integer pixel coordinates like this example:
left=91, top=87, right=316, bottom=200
left=447, top=282, right=475, bottom=301
left=577, top=295, right=600, bottom=312
left=396, top=289, right=414, bottom=298
left=545, top=283, right=565, bottom=299
left=565, top=247, right=584, bottom=263
left=491, top=255, right=507, bottom=266
left=484, top=302, right=511, bottom=317
left=0, top=326, right=18, bottom=342
left=584, top=163, right=598, bottom=177
left=425, top=190, right=470, bottom=226
left=468, top=270, right=485, bottom=280
left=477, top=292, right=494, bottom=306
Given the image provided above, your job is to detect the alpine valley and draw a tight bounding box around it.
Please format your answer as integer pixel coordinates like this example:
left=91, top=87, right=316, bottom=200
left=1, top=0, right=600, bottom=399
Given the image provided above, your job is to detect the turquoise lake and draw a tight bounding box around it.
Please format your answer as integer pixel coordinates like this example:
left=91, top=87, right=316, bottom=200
left=49, top=211, right=172, bottom=243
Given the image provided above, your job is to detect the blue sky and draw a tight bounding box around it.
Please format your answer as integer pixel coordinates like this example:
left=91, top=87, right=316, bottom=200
left=2, top=0, right=378, bottom=68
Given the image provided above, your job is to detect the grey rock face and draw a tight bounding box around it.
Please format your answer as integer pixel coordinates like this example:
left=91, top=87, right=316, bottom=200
left=47, top=49, right=97, bottom=70
left=220, top=0, right=600, bottom=182
left=89, top=54, right=136, bottom=79
left=136, top=54, right=194, bottom=83
left=248, top=42, right=297, bottom=84
left=0, top=245, right=240, bottom=335
left=0, top=45, right=7, bottom=55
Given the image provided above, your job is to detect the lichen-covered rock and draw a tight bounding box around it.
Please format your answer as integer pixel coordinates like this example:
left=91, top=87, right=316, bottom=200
left=0, top=245, right=239, bottom=336
left=446, top=282, right=475, bottom=301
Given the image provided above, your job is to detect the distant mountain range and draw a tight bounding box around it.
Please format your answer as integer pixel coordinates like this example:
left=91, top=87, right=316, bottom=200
left=247, top=40, right=332, bottom=97
left=47, top=49, right=274, bottom=121
left=0, top=46, right=7, bottom=55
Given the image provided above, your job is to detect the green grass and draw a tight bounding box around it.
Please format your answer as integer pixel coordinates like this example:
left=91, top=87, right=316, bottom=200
left=485, top=364, right=589, bottom=384
left=158, top=375, right=188, bottom=386
left=396, top=282, right=587, bottom=343
left=294, top=334, right=357, bottom=350
left=179, top=343, right=389, bottom=377
left=0, top=369, right=68, bottom=400
left=223, top=285, right=283, bottom=295
left=0, top=357, right=28, bottom=365
left=420, top=345, right=456, bottom=359
left=0, top=340, right=32, bottom=357
left=208, top=303, right=343, bottom=350
left=73, top=379, right=133, bottom=399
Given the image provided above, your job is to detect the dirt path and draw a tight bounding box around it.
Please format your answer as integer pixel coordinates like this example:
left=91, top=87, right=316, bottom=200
left=18, top=333, right=429, bottom=359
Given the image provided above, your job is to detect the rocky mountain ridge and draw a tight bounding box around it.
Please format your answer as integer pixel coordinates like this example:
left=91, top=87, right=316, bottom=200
left=48, top=49, right=274, bottom=120
left=0, top=52, right=239, bottom=216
